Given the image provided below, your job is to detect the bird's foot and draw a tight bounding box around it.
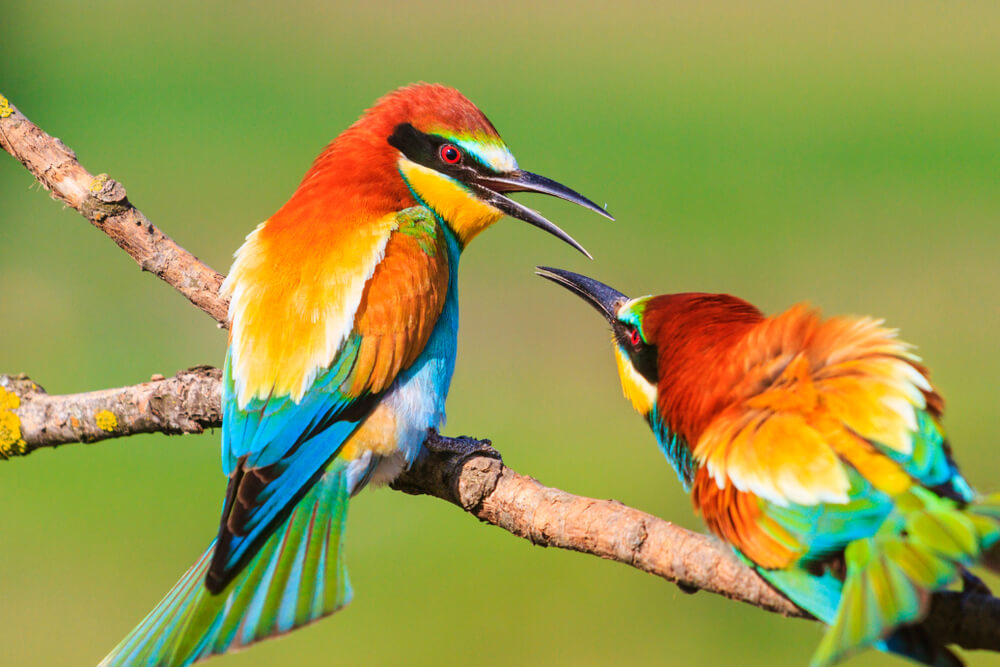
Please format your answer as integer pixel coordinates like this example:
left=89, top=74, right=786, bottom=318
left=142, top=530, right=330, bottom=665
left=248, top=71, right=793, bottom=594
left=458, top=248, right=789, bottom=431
left=959, top=566, right=992, bottom=596
left=423, top=428, right=502, bottom=464
left=392, top=429, right=502, bottom=504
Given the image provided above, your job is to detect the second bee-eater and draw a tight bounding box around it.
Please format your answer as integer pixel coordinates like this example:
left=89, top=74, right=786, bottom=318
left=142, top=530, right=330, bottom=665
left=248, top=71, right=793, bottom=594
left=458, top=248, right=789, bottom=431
left=537, top=267, right=999, bottom=667
left=100, top=84, right=611, bottom=666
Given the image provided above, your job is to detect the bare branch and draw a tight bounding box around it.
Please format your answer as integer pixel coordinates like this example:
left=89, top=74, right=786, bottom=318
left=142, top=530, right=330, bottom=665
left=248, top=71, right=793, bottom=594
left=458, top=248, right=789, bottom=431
left=393, top=431, right=807, bottom=617
left=0, top=93, right=228, bottom=325
left=0, top=369, right=223, bottom=457
left=3, top=372, right=1000, bottom=653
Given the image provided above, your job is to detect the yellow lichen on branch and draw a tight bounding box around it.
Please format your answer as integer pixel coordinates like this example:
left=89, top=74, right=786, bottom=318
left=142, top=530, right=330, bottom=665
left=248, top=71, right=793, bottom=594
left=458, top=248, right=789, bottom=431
left=0, top=386, right=27, bottom=457
left=94, top=409, right=118, bottom=432
left=89, top=173, right=109, bottom=193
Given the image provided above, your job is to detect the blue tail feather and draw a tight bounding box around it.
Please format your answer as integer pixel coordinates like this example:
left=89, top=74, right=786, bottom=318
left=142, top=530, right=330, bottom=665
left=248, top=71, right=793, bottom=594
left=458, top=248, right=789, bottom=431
left=101, top=463, right=352, bottom=667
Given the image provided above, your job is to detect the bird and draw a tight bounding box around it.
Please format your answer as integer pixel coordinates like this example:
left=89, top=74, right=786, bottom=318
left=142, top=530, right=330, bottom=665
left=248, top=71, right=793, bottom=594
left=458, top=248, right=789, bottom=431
left=536, top=267, right=1000, bottom=667
left=99, top=83, right=612, bottom=666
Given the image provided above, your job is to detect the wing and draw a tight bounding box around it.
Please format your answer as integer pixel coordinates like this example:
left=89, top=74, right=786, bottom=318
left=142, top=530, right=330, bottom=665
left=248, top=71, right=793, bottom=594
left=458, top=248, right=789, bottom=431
left=210, top=207, right=450, bottom=592
left=690, top=308, right=971, bottom=569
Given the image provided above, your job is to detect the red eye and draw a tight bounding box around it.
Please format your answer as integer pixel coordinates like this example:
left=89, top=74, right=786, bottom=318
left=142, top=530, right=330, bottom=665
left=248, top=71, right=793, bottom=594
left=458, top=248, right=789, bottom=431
left=439, top=144, right=462, bottom=164
left=630, top=328, right=641, bottom=346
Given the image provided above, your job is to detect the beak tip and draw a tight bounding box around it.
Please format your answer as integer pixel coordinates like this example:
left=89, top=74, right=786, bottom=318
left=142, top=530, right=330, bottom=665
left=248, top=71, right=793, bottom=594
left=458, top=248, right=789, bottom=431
left=532, top=266, right=628, bottom=322
left=569, top=243, right=594, bottom=260
left=535, top=265, right=557, bottom=278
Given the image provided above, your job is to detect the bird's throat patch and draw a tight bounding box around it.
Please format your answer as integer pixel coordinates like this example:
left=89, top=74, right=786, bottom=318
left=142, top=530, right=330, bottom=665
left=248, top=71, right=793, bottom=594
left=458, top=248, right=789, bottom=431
left=615, top=345, right=656, bottom=416
left=398, top=159, right=503, bottom=246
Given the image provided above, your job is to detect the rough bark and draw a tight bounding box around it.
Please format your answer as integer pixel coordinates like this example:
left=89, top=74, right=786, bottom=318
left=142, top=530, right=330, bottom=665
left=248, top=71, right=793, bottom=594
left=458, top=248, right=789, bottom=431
left=0, top=368, right=222, bottom=457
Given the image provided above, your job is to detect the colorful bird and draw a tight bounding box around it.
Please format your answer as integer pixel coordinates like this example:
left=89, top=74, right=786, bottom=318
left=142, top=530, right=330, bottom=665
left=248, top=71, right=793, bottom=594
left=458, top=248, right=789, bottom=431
left=536, top=267, right=1000, bottom=667
left=100, top=84, right=611, bottom=666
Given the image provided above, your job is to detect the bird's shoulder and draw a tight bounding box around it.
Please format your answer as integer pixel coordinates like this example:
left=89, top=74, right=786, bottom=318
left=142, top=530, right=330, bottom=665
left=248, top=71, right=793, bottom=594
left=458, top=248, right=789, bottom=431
left=692, top=305, right=953, bottom=525
left=223, top=208, right=400, bottom=407
left=222, top=206, right=453, bottom=407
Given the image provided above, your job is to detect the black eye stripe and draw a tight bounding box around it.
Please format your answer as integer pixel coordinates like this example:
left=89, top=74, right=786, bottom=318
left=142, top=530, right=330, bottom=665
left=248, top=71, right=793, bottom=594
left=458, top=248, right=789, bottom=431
left=614, top=322, right=657, bottom=384
left=388, top=122, right=496, bottom=176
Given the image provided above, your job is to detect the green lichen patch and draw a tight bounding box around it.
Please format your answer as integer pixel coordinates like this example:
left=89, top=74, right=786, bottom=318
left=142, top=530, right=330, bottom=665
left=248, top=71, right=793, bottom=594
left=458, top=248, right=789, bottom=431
left=0, top=387, right=27, bottom=458
left=95, top=410, right=118, bottom=432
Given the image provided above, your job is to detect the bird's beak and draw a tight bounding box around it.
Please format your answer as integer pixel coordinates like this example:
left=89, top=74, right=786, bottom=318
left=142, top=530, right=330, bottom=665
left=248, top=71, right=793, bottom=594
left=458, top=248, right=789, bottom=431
left=535, top=267, right=629, bottom=322
left=472, top=170, right=613, bottom=260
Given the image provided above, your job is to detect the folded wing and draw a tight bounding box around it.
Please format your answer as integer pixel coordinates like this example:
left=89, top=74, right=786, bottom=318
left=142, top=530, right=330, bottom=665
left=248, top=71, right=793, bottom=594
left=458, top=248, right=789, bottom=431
left=211, top=207, right=450, bottom=592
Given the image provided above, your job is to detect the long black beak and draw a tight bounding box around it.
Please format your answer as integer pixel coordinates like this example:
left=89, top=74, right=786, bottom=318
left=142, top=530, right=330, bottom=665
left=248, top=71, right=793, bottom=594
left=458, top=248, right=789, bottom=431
left=535, top=267, right=629, bottom=322
left=472, top=170, right=613, bottom=259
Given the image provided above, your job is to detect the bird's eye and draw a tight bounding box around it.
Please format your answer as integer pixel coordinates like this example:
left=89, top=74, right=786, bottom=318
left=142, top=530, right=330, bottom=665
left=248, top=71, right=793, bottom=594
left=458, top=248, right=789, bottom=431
left=630, top=328, right=642, bottom=347
left=439, top=144, right=462, bottom=164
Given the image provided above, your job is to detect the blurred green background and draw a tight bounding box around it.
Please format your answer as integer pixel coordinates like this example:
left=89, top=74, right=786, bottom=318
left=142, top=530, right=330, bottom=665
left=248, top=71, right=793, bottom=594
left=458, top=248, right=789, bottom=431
left=3, top=2, right=1000, bottom=665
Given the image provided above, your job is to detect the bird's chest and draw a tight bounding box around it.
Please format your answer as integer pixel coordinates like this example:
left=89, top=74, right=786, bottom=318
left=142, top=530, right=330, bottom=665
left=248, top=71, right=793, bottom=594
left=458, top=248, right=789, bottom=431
left=377, top=289, right=459, bottom=457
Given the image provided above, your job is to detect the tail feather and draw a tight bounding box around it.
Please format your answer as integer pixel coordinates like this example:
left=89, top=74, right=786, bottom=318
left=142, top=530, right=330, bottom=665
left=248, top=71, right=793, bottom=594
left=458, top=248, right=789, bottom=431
left=101, top=464, right=351, bottom=667
left=811, top=487, right=1000, bottom=667
left=966, top=492, right=1000, bottom=574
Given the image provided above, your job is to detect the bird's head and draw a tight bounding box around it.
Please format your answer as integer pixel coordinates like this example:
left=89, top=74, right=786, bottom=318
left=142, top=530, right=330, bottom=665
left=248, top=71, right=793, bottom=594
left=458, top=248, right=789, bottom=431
left=537, top=267, right=766, bottom=429
left=536, top=267, right=659, bottom=417
left=325, top=83, right=611, bottom=255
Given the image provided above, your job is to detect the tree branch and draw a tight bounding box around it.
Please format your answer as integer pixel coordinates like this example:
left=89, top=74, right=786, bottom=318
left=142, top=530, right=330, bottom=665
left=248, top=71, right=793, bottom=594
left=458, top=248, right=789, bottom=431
left=0, top=368, right=222, bottom=456
left=3, top=371, right=1000, bottom=652
left=4, top=91, right=1000, bottom=657
left=0, top=93, right=228, bottom=325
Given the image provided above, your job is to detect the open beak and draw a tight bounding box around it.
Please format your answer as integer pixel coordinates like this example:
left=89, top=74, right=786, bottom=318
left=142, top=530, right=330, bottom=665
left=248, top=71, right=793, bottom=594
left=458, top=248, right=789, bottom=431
left=535, top=267, right=629, bottom=322
left=472, top=170, right=613, bottom=259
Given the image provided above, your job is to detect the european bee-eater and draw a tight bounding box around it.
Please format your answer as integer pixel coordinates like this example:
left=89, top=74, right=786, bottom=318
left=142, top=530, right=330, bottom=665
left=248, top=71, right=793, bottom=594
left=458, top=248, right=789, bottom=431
left=537, top=268, right=999, bottom=667
left=99, top=84, right=611, bottom=666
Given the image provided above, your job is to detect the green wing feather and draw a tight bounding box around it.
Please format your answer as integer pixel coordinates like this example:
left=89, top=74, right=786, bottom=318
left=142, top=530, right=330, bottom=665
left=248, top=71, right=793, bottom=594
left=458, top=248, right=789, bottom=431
left=810, top=487, right=1000, bottom=667
left=100, top=461, right=351, bottom=667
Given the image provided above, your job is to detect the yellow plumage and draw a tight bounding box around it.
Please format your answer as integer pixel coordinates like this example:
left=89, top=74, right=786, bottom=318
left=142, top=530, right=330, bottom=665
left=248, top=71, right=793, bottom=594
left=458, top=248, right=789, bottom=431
left=222, top=213, right=398, bottom=407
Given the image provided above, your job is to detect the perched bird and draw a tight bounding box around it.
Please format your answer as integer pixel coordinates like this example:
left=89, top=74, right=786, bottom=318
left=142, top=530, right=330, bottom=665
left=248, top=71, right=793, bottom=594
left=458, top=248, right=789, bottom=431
left=536, top=267, right=1000, bottom=667
left=100, top=84, right=611, bottom=666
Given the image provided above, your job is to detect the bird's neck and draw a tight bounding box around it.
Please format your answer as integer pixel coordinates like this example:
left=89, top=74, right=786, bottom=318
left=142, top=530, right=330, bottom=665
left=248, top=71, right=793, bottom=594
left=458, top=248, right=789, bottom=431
left=648, top=407, right=697, bottom=490
left=273, top=130, right=417, bottom=230
left=643, top=294, right=765, bottom=447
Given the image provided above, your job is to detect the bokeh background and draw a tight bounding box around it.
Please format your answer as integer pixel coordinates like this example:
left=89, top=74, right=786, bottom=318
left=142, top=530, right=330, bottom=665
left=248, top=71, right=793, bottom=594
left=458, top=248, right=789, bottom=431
left=3, top=2, right=1000, bottom=665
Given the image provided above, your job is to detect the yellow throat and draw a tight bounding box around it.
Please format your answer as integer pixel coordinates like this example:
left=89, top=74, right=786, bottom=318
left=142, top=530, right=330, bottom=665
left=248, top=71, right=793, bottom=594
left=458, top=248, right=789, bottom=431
left=398, top=158, right=504, bottom=246
left=614, top=344, right=656, bottom=416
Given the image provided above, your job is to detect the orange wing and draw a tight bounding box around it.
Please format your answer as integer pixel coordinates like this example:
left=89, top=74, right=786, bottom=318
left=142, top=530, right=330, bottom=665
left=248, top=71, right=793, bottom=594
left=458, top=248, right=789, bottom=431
left=346, top=209, right=450, bottom=396
left=691, top=306, right=941, bottom=566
